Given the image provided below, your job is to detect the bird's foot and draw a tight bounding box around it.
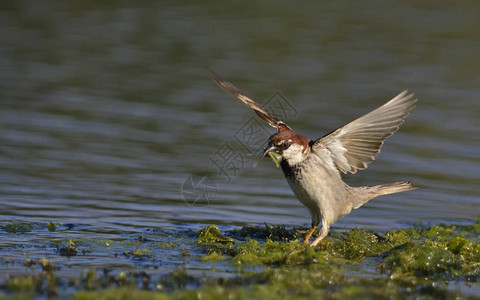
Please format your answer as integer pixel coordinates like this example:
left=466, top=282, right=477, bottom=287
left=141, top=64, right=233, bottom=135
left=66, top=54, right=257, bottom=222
left=308, top=223, right=329, bottom=247
left=302, top=226, right=318, bottom=245
left=309, top=236, right=324, bottom=247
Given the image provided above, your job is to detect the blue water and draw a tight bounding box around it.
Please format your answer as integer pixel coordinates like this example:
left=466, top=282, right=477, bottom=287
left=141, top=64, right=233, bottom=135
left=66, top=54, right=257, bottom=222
left=0, top=1, right=479, bottom=287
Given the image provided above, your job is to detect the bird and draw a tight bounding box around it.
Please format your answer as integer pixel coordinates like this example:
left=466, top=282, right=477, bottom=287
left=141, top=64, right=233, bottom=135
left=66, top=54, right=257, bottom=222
left=209, top=71, right=418, bottom=247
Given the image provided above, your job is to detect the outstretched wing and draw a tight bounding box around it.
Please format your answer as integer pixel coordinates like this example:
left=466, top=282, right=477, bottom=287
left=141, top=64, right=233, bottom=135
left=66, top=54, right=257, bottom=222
left=209, top=70, right=290, bottom=131
left=313, top=90, right=417, bottom=174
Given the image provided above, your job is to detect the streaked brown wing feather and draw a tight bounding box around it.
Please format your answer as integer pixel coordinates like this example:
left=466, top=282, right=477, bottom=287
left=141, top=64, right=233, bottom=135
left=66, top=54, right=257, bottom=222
left=313, top=90, right=417, bottom=174
left=209, top=70, right=286, bottom=130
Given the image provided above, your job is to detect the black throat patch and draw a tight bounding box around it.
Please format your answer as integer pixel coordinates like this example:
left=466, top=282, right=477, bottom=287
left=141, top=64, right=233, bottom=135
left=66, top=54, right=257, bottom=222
left=280, top=159, right=302, bottom=181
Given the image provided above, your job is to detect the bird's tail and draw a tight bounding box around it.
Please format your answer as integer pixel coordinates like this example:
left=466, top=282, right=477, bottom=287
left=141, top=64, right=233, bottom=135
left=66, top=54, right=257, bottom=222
left=352, top=181, right=418, bottom=210
left=369, top=181, right=419, bottom=197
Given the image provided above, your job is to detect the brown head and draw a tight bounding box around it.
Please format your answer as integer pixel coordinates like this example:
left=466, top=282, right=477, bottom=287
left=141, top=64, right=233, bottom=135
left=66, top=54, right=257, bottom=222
left=263, top=129, right=311, bottom=165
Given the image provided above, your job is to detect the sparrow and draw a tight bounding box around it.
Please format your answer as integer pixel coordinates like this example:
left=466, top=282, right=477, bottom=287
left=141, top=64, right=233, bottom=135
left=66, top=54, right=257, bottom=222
left=209, top=71, right=418, bottom=247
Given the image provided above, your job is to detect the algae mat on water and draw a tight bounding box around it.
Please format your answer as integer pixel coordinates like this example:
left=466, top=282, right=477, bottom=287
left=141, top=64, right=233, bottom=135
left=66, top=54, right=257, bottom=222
left=0, top=222, right=479, bottom=299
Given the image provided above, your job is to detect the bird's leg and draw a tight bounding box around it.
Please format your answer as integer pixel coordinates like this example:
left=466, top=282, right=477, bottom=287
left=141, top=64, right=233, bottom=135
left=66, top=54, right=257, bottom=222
left=310, top=223, right=329, bottom=247
left=302, top=225, right=318, bottom=244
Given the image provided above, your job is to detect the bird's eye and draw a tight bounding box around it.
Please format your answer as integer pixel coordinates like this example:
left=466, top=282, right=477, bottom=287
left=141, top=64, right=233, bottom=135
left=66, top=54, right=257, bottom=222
left=280, top=140, right=291, bottom=149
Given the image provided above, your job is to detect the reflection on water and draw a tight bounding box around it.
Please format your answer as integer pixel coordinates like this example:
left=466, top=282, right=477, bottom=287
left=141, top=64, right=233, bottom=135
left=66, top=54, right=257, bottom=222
left=0, top=0, right=479, bottom=269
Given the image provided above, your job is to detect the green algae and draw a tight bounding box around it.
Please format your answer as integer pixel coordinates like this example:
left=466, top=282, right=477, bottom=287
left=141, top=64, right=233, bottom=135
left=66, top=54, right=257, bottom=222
left=131, top=248, right=155, bottom=259
left=71, top=268, right=467, bottom=300
left=4, top=276, right=35, bottom=293
left=38, top=258, right=55, bottom=273
left=74, top=287, right=169, bottom=300
left=47, top=222, right=57, bottom=232
left=3, top=273, right=58, bottom=297
left=231, top=223, right=300, bottom=242
left=57, top=239, right=78, bottom=256
left=154, top=242, right=177, bottom=248
left=123, top=248, right=155, bottom=259
left=232, top=238, right=333, bottom=267
left=197, top=222, right=480, bottom=284
left=382, top=233, right=480, bottom=282
left=330, top=228, right=391, bottom=259
left=267, top=151, right=282, bottom=168
left=196, top=225, right=234, bottom=244
left=3, top=223, right=33, bottom=233
left=157, top=269, right=199, bottom=291
left=201, top=251, right=226, bottom=262
left=0, top=221, right=479, bottom=299
left=200, top=226, right=401, bottom=267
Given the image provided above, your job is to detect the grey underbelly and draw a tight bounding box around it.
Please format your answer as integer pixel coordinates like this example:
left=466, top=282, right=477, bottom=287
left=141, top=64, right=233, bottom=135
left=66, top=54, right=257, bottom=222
left=284, top=166, right=352, bottom=224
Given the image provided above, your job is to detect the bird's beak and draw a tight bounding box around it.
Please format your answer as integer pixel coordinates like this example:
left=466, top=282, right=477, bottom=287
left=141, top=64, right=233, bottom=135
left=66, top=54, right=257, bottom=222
left=263, top=144, right=278, bottom=157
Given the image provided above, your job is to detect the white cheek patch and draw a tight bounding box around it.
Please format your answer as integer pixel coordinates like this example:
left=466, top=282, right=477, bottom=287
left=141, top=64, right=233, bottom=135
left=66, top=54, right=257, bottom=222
left=282, top=144, right=308, bottom=165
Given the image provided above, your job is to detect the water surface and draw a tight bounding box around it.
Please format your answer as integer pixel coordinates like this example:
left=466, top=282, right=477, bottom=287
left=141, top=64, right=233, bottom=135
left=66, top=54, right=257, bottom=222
left=0, top=0, right=479, bottom=284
